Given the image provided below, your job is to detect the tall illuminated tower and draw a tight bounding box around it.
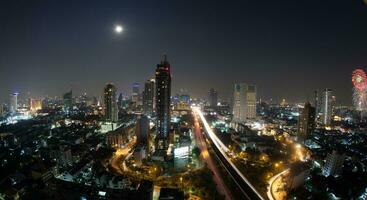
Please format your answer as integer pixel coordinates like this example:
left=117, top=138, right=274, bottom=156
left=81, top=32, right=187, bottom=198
left=143, top=79, right=155, bottom=116
left=155, top=55, right=171, bottom=151
left=208, top=88, right=218, bottom=107
left=233, top=83, right=256, bottom=123
left=63, top=90, right=73, bottom=114
left=104, top=83, right=118, bottom=122
left=320, top=88, right=333, bottom=126
left=10, top=92, right=19, bottom=114
left=297, top=102, right=316, bottom=143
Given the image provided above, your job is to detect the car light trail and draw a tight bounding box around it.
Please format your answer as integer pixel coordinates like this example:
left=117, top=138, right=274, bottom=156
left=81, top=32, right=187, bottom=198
left=192, top=106, right=264, bottom=200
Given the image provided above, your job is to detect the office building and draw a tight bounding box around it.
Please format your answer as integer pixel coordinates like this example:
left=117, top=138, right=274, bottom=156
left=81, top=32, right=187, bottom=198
left=322, top=150, right=346, bottom=177
left=143, top=79, right=155, bottom=115
left=132, top=82, right=140, bottom=104
left=106, top=131, right=124, bottom=148
left=29, top=98, right=42, bottom=112
left=297, top=102, right=316, bottom=143
left=63, top=90, right=73, bottom=114
left=232, top=83, right=257, bottom=123
left=208, top=88, right=218, bottom=107
left=320, top=89, right=333, bottom=126
left=136, top=115, right=149, bottom=147
left=0, top=104, right=3, bottom=116
left=104, top=83, right=118, bottom=122
left=10, top=93, right=18, bottom=114
left=155, top=55, right=171, bottom=151
left=117, top=93, right=123, bottom=110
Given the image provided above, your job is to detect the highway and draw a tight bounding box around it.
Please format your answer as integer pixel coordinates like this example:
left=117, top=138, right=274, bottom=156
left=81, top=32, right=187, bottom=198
left=193, top=111, right=233, bottom=200
left=267, top=169, right=289, bottom=200
left=192, top=107, right=265, bottom=200
left=109, top=138, right=136, bottom=175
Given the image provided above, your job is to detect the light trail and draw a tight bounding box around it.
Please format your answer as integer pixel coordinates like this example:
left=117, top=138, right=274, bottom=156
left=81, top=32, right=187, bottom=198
left=192, top=107, right=264, bottom=200
left=267, top=169, right=289, bottom=200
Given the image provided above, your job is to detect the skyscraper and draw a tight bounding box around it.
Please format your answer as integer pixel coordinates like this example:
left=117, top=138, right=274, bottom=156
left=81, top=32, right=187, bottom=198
left=29, top=98, right=42, bottom=112
left=9, top=93, right=18, bottom=114
left=136, top=115, right=150, bottom=148
left=297, top=102, right=316, bottom=143
left=132, top=82, right=140, bottom=104
left=232, top=83, right=257, bottom=123
left=208, top=88, right=218, bottom=107
left=322, top=150, right=345, bottom=177
left=118, top=92, right=123, bottom=110
left=155, top=55, right=171, bottom=151
left=63, top=90, right=73, bottom=114
left=143, top=79, right=155, bottom=116
left=104, top=83, right=118, bottom=122
left=320, top=89, right=333, bottom=126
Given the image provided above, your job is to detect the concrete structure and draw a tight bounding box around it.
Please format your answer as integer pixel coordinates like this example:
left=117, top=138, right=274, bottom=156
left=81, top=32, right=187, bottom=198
left=320, top=88, right=333, bottom=126
left=208, top=88, right=218, bottom=107
left=232, top=83, right=257, bottom=123
left=297, top=102, right=316, bottom=143
left=322, top=150, right=346, bottom=177
left=136, top=115, right=150, bottom=148
left=104, top=83, right=118, bottom=122
left=143, top=79, right=155, bottom=116
left=155, top=55, right=171, bottom=151
left=10, top=93, right=18, bottom=114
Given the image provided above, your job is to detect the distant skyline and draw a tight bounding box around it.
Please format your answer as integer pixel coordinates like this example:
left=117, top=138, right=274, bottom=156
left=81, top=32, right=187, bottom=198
left=1, top=0, right=367, bottom=104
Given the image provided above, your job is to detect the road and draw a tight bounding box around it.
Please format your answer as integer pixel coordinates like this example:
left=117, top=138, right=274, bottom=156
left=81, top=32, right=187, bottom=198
left=192, top=107, right=264, bottom=200
left=193, top=111, right=233, bottom=200
left=267, top=169, right=289, bottom=200
left=109, top=138, right=136, bottom=175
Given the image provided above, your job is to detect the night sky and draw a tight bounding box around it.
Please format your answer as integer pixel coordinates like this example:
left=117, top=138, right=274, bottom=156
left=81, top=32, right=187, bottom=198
left=1, top=0, right=367, bottom=104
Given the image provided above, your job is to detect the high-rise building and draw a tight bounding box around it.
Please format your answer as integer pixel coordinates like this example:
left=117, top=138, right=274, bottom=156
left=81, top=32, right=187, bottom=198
left=0, top=104, right=4, bottom=116
left=29, top=98, right=42, bottom=112
left=63, top=90, right=73, bottom=114
left=320, top=89, right=333, bottom=126
left=232, top=83, right=257, bottom=123
left=136, top=115, right=149, bottom=148
left=322, top=150, right=346, bottom=177
left=118, top=92, right=123, bottom=110
left=10, top=93, right=19, bottom=114
left=208, top=88, right=218, bottom=107
left=132, top=82, right=140, bottom=104
left=297, top=102, right=316, bottom=143
left=313, top=90, right=318, bottom=113
left=155, top=55, right=171, bottom=151
left=104, top=83, right=118, bottom=122
left=143, top=79, right=155, bottom=116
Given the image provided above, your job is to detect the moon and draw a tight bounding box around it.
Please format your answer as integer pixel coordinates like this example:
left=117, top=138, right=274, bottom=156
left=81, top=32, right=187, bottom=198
left=114, top=25, right=123, bottom=34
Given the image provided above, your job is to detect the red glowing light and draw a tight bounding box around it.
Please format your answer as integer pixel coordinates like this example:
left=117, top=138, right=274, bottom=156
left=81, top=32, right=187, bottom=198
left=352, top=69, right=367, bottom=91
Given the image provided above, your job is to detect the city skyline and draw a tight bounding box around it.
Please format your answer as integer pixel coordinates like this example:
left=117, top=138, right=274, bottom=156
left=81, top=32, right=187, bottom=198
left=1, top=1, right=367, bottom=104
left=1, top=2, right=367, bottom=199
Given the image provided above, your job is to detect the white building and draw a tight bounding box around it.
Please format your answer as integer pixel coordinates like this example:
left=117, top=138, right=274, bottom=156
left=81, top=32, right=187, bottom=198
left=320, top=89, right=333, bottom=126
left=232, top=83, right=256, bottom=123
left=10, top=93, right=19, bottom=114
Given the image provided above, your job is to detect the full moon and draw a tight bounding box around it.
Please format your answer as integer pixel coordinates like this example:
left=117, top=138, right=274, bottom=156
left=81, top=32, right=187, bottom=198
left=114, top=25, right=123, bottom=34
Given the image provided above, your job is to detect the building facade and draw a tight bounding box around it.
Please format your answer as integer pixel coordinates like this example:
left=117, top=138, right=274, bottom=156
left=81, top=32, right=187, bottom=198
left=155, top=55, right=171, bottom=151
left=232, top=83, right=257, bottom=123
left=297, top=102, right=316, bottom=143
left=208, top=88, right=218, bottom=107
left=143, top=79, right=155, bottom=116
left=63, top=90, right=73, bottom=114
left=10, top=92, right=18, bottom=114
left=104, top=83, right=118, bottom=122
left=320, top=88, right=333, bottom=126
left=136, top=115, right=150, bottom=148
left=322, top=150, right=346, bottom=177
